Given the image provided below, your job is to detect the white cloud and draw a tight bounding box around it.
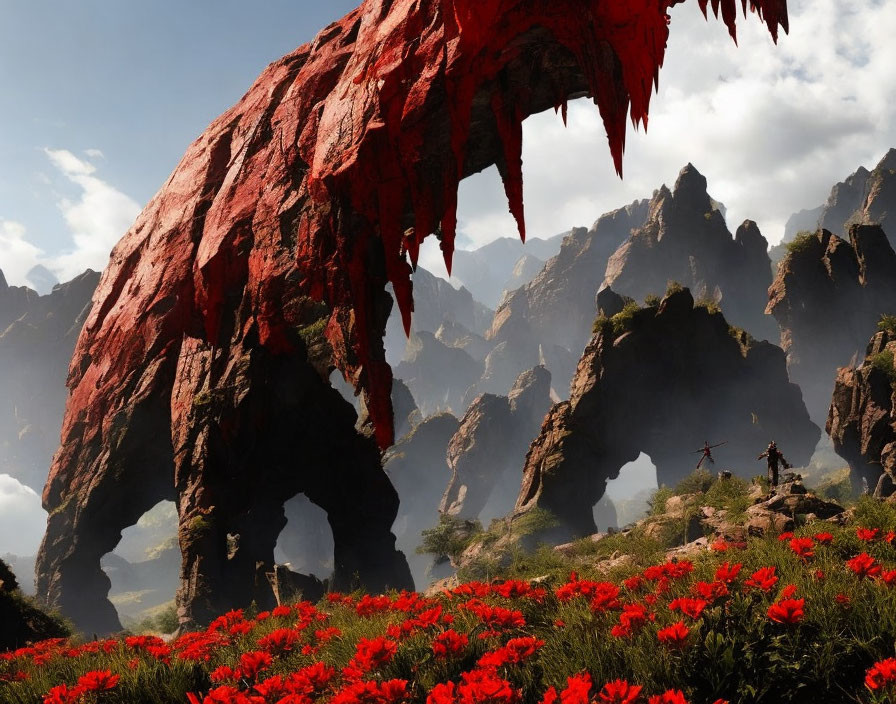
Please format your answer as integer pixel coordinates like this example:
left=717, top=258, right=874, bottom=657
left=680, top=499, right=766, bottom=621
left=84, top=148, right=105, bottom=160
left=0, top=474, right=46, bottom=556
left=0, top=219, right=45, bottom=286
left=441, top=0, right=896, bottom=274
left=43, top=148, right=141, bottom=280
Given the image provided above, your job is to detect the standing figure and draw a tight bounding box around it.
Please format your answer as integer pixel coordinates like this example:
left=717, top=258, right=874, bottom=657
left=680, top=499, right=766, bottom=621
left=758, top=440, right=790, bottom=488
left=693, top=440, right=727, bottom=470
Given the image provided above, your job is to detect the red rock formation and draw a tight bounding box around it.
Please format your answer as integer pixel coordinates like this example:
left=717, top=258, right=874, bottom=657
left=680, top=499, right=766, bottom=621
left=36, top=0, right=788, bottom=634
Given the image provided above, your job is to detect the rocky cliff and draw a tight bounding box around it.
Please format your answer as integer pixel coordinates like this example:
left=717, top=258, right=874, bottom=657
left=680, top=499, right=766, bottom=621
left=818, top=149, right=896, bottom=241
left=442, top=366, right=552, bottom=525
left=516, top=287, right=819, bottom=538
left=827, top=328, right=896, bottom=496
left=33, top=0, right=787, bottom=634
left=0, top=269, right=99, bottom=492
left=484, top=199, right=650, bottom=396
left=767, top=225, right=896, bottom=423
left=450, top=235, right=564, bottom=309
left=604, top=164, right=777, bottom=341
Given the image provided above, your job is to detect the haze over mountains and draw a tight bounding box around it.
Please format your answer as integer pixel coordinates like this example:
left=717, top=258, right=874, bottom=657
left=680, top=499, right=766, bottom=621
left=2, top=151, right=896, bottom=627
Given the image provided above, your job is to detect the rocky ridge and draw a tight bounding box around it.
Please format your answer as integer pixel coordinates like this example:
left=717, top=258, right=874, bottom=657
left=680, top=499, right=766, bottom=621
left=767, top=224, right=896, bottom=423
left=515, top=286, right=819, bottom=539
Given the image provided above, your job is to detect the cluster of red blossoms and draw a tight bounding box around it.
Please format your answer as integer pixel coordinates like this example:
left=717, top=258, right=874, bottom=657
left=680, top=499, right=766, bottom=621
left=2, top=525, right=896, bottom=704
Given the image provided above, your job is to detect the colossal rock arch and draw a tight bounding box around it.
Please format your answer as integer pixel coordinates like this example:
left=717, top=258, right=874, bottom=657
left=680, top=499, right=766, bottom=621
left=36, top=0, right=788, bottom=633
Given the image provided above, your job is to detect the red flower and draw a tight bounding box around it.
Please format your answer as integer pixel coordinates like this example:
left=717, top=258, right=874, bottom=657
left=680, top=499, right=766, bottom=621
left=433, top=630, right=469, bottom=658
left=457, top=668, right=519, bottom=704
left=428, top=682, right=457, bottom=704
left=777, top=532, right=794, bottom=542
left=210, top=666, right=238, bottom=683
left=238, top=651, right=273, bottom=681
left=560, top=673, right=592, bottom=704
left=857, top=527, right=880, bottom=542
left=780, top=584, right=797, bottom=599
left=623, top=576, right=644, bottom=592
left=43, top=685, right=83, bottom=704
left=714, top=562, right=741, bottom=584
left=540, top=687, right=559, bottom=704
left=710, top=538, right=729, bottom=552
left=835, top=593, right=850, bottom=607
left=767, top=598, right=804, bottom=624
left=693, top=581, right=728, bottom=602
left=847, top=552, right=882, bottom=579
left=813, top=532, right=833, bottom=544
left=788, top=537, right=814, bottom=560
left=865, top=657, right=896, bottom=691
left=597, top=679, right=643, bottom=704
left=744, top=566, right=778, bottom=592
left=668, top=597, right=708, bottom=620
left=648, top=691, right=688, bottom=704
left=76, top=670, right=120, bottom=692
left=880, top=569, right=896, bottom=587
left=258, top=627, right=300, bottom=655
left=656, top=621, right=689, bottom=648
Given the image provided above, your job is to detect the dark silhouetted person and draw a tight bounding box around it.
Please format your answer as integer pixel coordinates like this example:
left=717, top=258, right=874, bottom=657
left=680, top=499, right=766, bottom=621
left=758, top=440, right=789, bottom=488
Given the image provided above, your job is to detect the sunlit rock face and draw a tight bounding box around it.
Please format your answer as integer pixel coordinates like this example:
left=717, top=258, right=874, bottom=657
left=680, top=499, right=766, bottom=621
left=34, top=0, right=788, bottom=634
left=517, top=287, right=818, bottom=539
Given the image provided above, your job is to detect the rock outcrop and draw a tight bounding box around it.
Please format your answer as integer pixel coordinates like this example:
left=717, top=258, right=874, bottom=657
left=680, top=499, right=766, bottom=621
left=767, top=225, right=896, bottom=422
left=1, top=557, right=70, bottom=651
left=442, top=366, right=552, bottom=524
left=34, top=0, right=787, bottom=634
left=0, top=269, right=100, bottom=492
left=484, top=200, right=649, bottom=395
left=771, top=148, right=896, bottom=265
left=818, top=149, right=896, bottom=242
left=516, top=287, right=819, bottom=538
left=827, top=329, right=896, bottom=495
left=383, top=266, right=492, bottom=365
left=451, top=236, right=564, bottom=309
left=604, top=164, right=777, bottom=341
left=394, top=332, right=483, bottom=416
left=384, top=413, right=460, bottom=587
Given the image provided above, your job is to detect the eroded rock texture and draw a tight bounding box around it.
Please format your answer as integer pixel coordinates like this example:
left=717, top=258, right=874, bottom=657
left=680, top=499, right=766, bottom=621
left=36, top=0, right=788, bottom=633
left=828, top=329, right=896, bottom=495
left=767, top=225, right=896, bottom=422
left=484, top=200, right=650, bottom=396
left=604, top=164, right=777, bottom=341
left=517, top=287, right=818, bottom=538
left=0, top=269, right=99, bottom=492
left=442, top=366, right=552, bottom=524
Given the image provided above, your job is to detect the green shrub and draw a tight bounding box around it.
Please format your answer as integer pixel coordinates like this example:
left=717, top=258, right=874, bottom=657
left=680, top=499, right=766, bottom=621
left=648, top=486, right=674, bottom=516
left=609, top=301, right=642, bottom=337
left=703, top=474, right=751, bottom=520
left=665, top=281, right=685, bottom=297
left=694, top=297, right=721, bottom=314
left=644, top=293, right=660, bottom=307
left=877, top=314, right=896, bottom=335
left=674, top=468, right=715, bottom=496
left=417, top=515, right=482, bottom=564
left=868, top=349, right=896, bottom=385
left=785, top=230, right=817, bottom=256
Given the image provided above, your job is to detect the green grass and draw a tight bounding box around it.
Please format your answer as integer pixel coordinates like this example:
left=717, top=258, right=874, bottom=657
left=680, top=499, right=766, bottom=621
left=869, top=349, right=896, bottom=385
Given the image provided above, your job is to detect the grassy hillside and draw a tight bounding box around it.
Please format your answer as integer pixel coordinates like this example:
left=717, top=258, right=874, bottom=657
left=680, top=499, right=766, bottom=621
left=2, top=495, right=896, bottom=704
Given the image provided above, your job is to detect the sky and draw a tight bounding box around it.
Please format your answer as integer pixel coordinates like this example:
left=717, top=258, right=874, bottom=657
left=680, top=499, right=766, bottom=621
left=1, top=1, right=895, bottom=556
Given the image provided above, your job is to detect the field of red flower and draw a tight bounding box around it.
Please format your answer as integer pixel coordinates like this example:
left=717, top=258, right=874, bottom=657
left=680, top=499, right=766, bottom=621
left=3, top=500, right=896, bottom=704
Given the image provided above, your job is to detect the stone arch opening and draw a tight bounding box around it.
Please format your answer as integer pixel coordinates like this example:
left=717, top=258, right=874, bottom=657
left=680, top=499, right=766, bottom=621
left=603, top=453, right=658, bottom=528
left=101, top=500, right=180, bottom=631
left=274, top=494, right=335, bottom=581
